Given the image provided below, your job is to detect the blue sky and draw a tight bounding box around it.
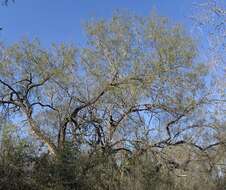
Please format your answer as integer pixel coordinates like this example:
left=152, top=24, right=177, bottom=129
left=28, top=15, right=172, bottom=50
left=0, top=0, right=199, bottom=46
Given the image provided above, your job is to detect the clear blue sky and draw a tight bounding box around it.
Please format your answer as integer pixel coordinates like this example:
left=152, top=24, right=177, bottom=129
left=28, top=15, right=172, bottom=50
left=0, top=0, right=199, bottom=46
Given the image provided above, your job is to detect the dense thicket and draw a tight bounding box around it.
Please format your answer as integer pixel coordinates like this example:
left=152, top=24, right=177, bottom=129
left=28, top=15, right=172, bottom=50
left=0, top=12, right=225, bottom=190
left=0, top=132, right=226, bottom=190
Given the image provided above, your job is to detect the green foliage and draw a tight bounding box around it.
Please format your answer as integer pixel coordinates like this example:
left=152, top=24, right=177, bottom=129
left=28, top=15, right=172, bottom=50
left=0, top=10, right=225, bottom=190
left=0, top=125, right=37, bottom=190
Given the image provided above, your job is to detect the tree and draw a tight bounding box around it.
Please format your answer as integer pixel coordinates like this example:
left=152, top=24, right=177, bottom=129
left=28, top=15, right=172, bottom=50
left=192, top=0, right=225, bottom=98
left=0, top=122, right=37, bottom=190
left=0, top=12, right=225, bottom=189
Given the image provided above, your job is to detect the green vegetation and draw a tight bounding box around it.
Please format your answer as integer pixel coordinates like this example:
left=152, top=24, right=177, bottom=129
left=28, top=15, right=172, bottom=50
left=0, top=11, right=225, bottom=190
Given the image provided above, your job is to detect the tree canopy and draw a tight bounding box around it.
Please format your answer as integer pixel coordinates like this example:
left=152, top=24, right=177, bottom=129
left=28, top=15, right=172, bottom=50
left=0, top=11, right=225, bottom=190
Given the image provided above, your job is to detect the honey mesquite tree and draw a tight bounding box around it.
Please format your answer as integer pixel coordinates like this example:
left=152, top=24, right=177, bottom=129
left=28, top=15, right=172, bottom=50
left=0, top=13, right=224, bottom=167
